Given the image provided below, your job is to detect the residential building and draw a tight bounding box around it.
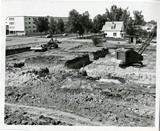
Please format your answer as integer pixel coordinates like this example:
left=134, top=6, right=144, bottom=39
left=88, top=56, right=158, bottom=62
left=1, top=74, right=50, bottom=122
left=101, top=21, right=124, bottom=38
left=6, top=16, right=68, bottom=35
left=141, top=23, right=155, bottom=32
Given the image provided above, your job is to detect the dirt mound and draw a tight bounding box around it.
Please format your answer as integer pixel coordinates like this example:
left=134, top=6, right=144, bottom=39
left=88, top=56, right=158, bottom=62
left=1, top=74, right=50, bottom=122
left=5, top=106, right=68, bottom=125
left=32, top=67, right=49, bottom=77
left=5, top=73, right=155, bottom=126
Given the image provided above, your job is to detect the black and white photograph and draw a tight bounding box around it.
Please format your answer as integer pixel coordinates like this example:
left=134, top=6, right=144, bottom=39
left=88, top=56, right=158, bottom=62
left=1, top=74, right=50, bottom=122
left=1, top=0, right=160, bottom=130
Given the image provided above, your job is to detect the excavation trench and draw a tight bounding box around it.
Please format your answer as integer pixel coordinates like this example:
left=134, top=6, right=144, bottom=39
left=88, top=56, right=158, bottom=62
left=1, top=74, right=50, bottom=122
left=89, top=48, right=109, bottom=61
left=24, top=48, right=109, bottom=69
left=6, top=47, right=31, bottom=56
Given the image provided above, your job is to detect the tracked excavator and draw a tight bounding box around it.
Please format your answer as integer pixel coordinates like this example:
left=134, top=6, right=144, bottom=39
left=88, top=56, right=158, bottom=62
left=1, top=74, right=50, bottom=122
left=116, top=25, right=156, bottom=67
left=31, top=38, right=58, bottom=52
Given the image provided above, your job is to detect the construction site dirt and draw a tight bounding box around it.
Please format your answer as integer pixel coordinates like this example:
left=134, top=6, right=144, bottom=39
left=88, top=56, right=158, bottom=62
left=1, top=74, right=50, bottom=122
left=5, top=37, right=156, bottom=126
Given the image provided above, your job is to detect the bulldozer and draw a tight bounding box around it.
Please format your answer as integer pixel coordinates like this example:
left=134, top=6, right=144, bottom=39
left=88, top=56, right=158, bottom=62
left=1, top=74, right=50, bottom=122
left=116, top=25, right=156, bottom=67
left=31, top=38, right=58, bottom=52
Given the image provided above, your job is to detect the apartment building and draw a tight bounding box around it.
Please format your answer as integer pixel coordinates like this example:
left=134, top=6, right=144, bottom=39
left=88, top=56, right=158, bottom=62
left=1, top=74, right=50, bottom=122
left=6, top=16, right=68, bottom=35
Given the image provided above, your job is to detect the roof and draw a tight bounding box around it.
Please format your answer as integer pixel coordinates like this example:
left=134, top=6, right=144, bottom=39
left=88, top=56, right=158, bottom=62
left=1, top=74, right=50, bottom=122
left=101, top=21, right=123, bottom=31
left=6, top=16, right=68, bottom=22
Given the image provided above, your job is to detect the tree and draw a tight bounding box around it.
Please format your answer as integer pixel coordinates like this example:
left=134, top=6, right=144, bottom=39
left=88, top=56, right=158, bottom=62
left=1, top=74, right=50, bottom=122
left=67, top=9, right=80, bottom=33
left=80, top=11, right=93, bottom=34
left=133, top=10, right=145, bottom=26
left=67, top=9, right=85, bottom=37
left=48, top=17, right=57, bottom=36
left=105, top=5, right=123, bottom=21
left=92, top=14, right=106, bottom=33
left=125, top=17, right=137, bottom=36
left=34, top=17, right=49, bottom=36
left=57, top=19, right=65, bottom=34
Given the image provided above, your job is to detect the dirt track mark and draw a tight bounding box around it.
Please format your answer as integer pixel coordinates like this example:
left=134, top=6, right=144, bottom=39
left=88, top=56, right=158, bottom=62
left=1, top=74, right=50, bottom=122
left=5, top=103, right=105, bottom=126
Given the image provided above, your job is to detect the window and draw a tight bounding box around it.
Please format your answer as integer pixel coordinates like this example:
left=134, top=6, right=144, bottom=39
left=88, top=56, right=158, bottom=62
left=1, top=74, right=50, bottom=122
left=9, top=26, right=15, bottom=29
left=111, top=24, right=116, bottom=29
left=9, top=18, right=14, bottom=20
left=25, top=22, right=27, bottom=24
left=29, top=22, right=31, bottom=24
left=25, top=26, right=27, bottom=29
left=9, top=22, right=14, bottom=25
left=113, top=33, right=117, bottom=36
left=29, top=18, right=30, bottom=19
left=33, top=30, right=35, bottom=33
left=28, top=26, right=31, bottom=28
left=33, top=26, right=35, bottom=28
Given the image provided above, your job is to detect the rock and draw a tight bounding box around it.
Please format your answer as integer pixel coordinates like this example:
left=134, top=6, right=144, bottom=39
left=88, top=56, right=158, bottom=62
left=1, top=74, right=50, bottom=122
left=14, top=62, right=24, bottom=68
left=79, top=68, right=87, bottom=76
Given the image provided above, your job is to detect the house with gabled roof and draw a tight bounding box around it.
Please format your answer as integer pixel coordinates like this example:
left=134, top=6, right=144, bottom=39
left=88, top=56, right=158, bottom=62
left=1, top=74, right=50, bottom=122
left=101, top=21, right=124, bottom=38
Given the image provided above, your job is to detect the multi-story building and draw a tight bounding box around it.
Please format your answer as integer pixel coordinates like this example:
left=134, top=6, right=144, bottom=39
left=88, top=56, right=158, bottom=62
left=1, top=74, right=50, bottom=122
left=6, top=16, right=68, bottom=35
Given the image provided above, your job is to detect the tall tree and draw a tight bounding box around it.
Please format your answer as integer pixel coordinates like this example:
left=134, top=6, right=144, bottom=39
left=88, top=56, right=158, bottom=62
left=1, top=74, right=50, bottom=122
left=125, top=17, right=137, bottom=36
left=48, top=17, right=57, bottom=36
left=57, top=19, right=65, bottom=34
left=133, top=10, right=145, bottom=26
left=34, top=17, right=49, bottom=36
left=67, top=9, right=80, bottom=33
left=92, top=14, right=106, bottom=33
left=80, top=11, right=93, bottom=34
left=105, top=5, right=124, bottom=21
left=67, top=9, right=85, bottom=36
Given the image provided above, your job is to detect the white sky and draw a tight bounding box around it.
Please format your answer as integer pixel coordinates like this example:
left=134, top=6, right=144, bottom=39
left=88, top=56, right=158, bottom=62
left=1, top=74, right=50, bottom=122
left=2, top=0, right=160, bottom=21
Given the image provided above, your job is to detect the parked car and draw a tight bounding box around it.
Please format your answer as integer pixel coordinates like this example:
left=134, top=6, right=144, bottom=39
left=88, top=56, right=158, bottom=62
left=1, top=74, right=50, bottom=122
left=151, top=39, right=156, bottom=43
left=62, top=33, right=68, bottom=36
left=46, top=34, right=52, bottom=38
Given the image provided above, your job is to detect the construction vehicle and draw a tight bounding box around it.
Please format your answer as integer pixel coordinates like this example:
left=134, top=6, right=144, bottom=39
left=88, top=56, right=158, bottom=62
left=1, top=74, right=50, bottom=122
left=116, top=25, right=156, bottom=67
left=31, top=38, right=58, bottom=52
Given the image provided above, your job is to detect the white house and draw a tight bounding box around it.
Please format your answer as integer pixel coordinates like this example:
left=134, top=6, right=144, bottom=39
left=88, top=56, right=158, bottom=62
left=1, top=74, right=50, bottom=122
left=101, top=21, right=124, bottom=38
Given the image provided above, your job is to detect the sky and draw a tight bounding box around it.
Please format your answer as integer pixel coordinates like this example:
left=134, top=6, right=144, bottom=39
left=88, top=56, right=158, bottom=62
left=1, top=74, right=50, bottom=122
left=2, top=0, right=160, bottom=21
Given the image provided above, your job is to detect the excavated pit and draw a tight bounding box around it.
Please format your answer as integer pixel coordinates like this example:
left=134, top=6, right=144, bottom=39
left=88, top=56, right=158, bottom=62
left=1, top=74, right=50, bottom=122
left=24, top=47, right=110, bottom=69
left=5, top=38, right=156, bottom=126
left=65, top=54, right=91, bottom=69
left=25, top=55, right=62, bottom=68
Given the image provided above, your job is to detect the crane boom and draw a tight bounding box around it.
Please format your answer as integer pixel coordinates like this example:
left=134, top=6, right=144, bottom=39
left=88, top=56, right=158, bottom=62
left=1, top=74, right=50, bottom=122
left=138, top=25, right=156, bottom=55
